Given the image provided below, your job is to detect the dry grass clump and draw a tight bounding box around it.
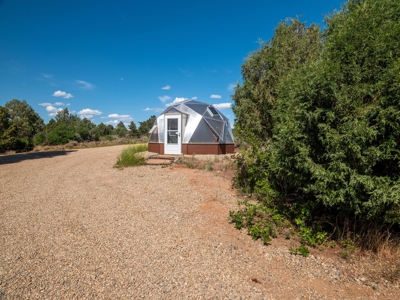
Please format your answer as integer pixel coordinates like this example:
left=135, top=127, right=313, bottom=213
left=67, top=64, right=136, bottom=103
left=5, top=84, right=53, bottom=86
left=175, top=154, right=234, bottom=172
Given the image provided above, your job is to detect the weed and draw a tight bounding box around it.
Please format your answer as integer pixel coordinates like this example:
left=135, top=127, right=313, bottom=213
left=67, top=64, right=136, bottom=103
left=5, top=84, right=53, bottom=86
left=205, top=161, right=214, bottom=171
left=339, top=239, right=356, bottom=259
left=341, top=239, right=356, bottom=252
left=289, top=244, right=310, bottom=257
left=229, top=211, right=244, bottom=229
left=229, top=201, right=278, bottom=245
left=327, top=241, right=337, bottom=248
left=114, top=144, right=148, bottom=168
left=341, top=250, right=351, bottom=259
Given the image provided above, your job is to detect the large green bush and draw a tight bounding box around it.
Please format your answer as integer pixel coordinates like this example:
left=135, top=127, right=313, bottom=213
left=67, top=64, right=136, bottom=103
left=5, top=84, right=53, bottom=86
left=232, top=0, right=400, bottom=248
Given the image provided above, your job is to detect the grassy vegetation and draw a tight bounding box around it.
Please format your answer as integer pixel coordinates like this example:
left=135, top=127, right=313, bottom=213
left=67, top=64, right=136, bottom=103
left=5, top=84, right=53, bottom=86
left=114, top=144, right=148, bottom=168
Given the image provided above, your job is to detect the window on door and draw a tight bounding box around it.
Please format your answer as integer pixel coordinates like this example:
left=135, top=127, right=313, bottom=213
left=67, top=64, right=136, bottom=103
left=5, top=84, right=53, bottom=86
left=167, top=118, right=178, bottom=144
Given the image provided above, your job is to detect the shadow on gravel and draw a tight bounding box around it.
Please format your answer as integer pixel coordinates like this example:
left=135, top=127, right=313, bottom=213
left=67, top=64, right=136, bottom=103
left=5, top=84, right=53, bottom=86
left=0, top=150, right=76, bottom=165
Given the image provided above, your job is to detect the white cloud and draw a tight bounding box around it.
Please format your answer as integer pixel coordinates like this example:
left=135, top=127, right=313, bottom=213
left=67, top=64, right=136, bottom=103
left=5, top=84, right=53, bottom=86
left=144, top=107, right=164, bottom=112
left=78, top=108, right=102, bottom=119
left=39, top=102, right=70, bottom=116
left=165, top=97, right=187, bottom=107
left=161, top=85, right=171, bottom=90
left=213, top=103, right=232, bottom=110
left=104, top=120, right=131, bottom=126
left=106, top=113, right=133, bottom=121
left=52, top=90, right=73, bottom=99
left=158, top=95, right=171, bottom=102
left=210, top=94, right=222, bottom=99
left=228, top=83, right=236, bottom=91
left=46, top=105, right=63, bottom=117
left=76, top=80, right=94, bottom=90
left=39, top=102, right=69, bottom=107
left=192, top=96, right=197, bottom=100
left=104, top=120, right=119, bottom=126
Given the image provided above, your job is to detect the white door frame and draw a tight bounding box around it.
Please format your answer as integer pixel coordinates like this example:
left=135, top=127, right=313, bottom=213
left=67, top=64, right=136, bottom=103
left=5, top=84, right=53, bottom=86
left=164, top=114, right=181, bottom=154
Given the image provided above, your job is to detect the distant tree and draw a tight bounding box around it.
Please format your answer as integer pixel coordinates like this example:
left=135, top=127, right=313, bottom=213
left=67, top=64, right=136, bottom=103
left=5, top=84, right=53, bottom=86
left=128, top=121, right=139, bottom=138
left=116, top=121, right=128, bottom=138
left=75, top=118, right=98, bottom=141
left=0, top=106, right=18, bottom=152
left=5, top=99, right=44, bottom=143
left=96, top=122, right=112, bottom=136
left=106, top=124, right=114, bottom=134
left=138, top=115, right=156, bottom=137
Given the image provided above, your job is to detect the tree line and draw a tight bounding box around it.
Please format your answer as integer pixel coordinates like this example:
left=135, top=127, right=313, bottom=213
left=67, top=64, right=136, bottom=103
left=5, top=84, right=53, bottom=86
left=0, top=99, right=156, bottom=153
left=231, top=0, right=400, bottom=250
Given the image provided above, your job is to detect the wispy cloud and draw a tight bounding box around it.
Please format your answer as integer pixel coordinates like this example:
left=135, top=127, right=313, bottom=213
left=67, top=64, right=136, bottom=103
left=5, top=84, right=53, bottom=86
left=52, top=90, right=73, bottom=99
left=105, top=113, right=133, bottom=121
left=228, top=83, right=236, bottom=91
left=191, top=96, right=197, bottom=100
left=55, top=102, right=70, bottom=106
left=203, top=66, right=217, bottom=73
left=179, top=68, right=194, bottom=77
left=158, top=95, right=171, bottom=102
left=76, top=80, right=95, bottom=90
left=37, top=73, right=57, bottom=86
left=161, top=85, right=171, bottom=90
left=38, top=102, right=52, bottom=107
left=210, top=94, right=222, bottom=99
left=78, top=108, right=102, bottom=119
left=41, top=73, right=53, bottom=79
left=213, top=103, right=232, bottom=110
left=144, top=107, right=164, bottom=112
left=39, top=102, right=70, bottom=107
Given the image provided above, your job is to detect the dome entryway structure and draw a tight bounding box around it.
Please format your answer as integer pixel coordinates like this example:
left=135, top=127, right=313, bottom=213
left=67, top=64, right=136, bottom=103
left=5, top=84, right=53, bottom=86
left=148, top=100, right=234, bottom=155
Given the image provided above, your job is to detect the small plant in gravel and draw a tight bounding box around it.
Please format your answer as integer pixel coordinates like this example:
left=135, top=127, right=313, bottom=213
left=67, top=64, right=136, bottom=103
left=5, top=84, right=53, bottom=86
left=289, top=244, right=310, bottom=257
left=114, top=144, right=148, bottom=168
left=205, top=161, right=213, bottom=171
left=229, top=196, right=330, bottom=255
left=340, top=239, right=356, bottom=259
left=229, top=200, right=281, bottom=245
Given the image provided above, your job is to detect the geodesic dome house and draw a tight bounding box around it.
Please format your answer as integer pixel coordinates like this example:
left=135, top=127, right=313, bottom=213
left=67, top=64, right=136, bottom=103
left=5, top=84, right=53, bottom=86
left=148, top=100, right=234, bottom=155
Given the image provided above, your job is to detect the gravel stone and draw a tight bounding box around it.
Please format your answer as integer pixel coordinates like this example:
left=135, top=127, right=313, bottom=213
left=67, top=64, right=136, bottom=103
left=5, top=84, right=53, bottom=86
left=0, top=145, right=399, bottom=299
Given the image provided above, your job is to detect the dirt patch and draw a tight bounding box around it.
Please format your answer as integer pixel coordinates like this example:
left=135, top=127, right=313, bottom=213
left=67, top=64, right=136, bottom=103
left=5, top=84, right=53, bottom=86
left=172, top=163, right=400, bottom=299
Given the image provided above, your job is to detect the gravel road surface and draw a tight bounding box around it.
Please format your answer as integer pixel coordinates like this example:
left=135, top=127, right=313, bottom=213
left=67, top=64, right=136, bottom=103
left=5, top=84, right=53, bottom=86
left=1, top=145, right=399, bottom=299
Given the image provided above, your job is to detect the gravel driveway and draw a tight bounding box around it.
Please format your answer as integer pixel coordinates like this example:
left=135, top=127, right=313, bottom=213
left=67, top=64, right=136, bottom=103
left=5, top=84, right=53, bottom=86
left=0, top=145, right=398, bottom=299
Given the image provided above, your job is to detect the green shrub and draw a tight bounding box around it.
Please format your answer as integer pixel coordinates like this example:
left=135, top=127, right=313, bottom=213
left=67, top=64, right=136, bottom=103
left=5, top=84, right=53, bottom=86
left=290, top=244, right=310, bottom=257
left=114, top=144, right=148, bottom=168
left=231, top=0, right=400, bottom=252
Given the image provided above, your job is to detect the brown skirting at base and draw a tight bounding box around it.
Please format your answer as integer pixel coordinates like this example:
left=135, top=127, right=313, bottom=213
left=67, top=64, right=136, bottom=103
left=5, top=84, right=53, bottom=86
left=148, top=143, right=234, bottom=155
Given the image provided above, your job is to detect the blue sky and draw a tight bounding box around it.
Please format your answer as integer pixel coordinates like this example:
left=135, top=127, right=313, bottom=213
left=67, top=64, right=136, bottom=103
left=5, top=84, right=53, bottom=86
left=0, top=0, right=343, bottom=127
